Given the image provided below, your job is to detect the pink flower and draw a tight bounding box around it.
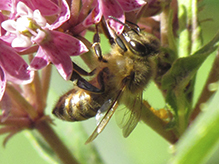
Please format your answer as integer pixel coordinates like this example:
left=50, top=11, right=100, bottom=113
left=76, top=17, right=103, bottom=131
left=1, top=1, right=88, bottom=80
left=83, top=0, right=146, bottom=34
left=0, top=0, right=12, bottom=12
left=30, top=30, right=87, bottom=80
left=0, top=0, right=60, bottom=18
left=0, top=12, right=6, bottom=36
left=0, top=39, right=33, bottom=100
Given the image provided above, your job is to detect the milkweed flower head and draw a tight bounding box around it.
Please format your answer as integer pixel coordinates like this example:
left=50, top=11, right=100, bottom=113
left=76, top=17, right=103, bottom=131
left=0, top=0, right=89, bottom=146
left=1, top=1, right=88, bottom=80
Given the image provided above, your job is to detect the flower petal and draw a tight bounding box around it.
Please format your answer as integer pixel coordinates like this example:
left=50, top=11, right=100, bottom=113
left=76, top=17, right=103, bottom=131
left=11, top=34, right=32, bottom=48
left=6, top=70, right=34, bottom=85
left=102, top=0, right=125, bottom=34
left=0, top=13, right=6, bottom=36
left=0, top=67, right=6, bottom=100
left=0, top=0, right=12, bottom=11
left=0, top=34, right=17, bottom=46
left=16, top=1, right=33, bottom=17
left=0, top=39, right=33, bottom=84
left=46, top=31, right=88, bottom=56
left=117, top=0, right=147, bottom=11
left=13, top=0, right=60, bottom=16
left=53, top=58, right=73, bottom=81
left=48, top=0, right=70, bottom=30
left=1, top=34, right=32, bottom=52
left=31, top=29, right=46, bottom=44
left=38, top=31, right=88, bottom=80
left=83, top=4, right=102, bottom=27
left=39, top=43, right=73, bottom=80
left=29, top=47, right=50, bottom=70
left=1, top=20, right=17, bottom=33
left=31, top=0, right=60, bottom=16
left=33, top=10, right=47, bottom=27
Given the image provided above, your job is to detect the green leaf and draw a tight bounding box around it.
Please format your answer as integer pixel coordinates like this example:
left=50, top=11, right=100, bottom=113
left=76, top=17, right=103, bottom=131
left=170, top=89, right=219, bottom=164
left=161, top=31, right=219, bottom=134
left=162, top=31, right=219, bottom=90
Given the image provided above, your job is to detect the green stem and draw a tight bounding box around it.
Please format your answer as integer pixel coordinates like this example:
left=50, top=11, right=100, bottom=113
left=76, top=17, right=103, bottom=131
left=33, top=70, right=45, bottom=115
left=191, top=0, right=202, bottom=53
left=41, top=64, right=52, bottom=102
left=35, top=120, right=79, bottom=164
left=175, top=91, right=188, bottom=136
left=6, top=84, right=38, bottom=120
left=0, top=116, right=30, bottom=126
left=178, top=0, right=191, bottom=57
left=191, top=51, right=219, bottom=121
left=69, top=0, right=81, bottom=26
left=76, top=0, right=94, bottom=24
left=141, top=100, right=178, bottom=144
left=160, top=3, right=176, bottom=53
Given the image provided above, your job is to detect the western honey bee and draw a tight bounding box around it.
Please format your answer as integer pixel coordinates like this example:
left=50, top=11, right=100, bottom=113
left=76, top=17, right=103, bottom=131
left=53, top=19, right=160, bottom=143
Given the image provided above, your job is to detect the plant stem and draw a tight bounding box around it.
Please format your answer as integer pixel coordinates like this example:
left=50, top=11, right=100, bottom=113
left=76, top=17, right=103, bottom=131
left=160, top=3, right=176, bottom=52
left=33, top=69, right=45, bottom=115
left=141, top=100, right=178, bottom=144
left=177, top=0, right=191, bottom=57
left=35, top=120, right=79, bottom=164
left=41, top=64, right=52, bottom=102
left=191, top=51, right=219, bottom=121
left=175, top=91, right=188, bottom=136
left=6, top=84, right=38, bottom=120
left=191, top=0, right=202, bottom=53
left=69, top=0, right=81, bottom=26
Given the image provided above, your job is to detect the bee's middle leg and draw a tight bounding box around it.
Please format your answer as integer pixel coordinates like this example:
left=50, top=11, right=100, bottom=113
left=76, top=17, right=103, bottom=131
left=71, top=71, right=105, bottom=93
left=71, top=61, right=96, bottom=78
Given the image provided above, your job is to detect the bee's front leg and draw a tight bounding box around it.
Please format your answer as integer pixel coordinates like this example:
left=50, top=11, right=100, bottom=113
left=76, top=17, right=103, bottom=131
left=92, top=25, right=108, bottom=63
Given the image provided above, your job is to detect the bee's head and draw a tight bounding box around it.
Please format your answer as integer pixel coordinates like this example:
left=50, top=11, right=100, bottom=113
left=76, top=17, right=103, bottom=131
left=121, top=30, right=160, bottom=57
left=107, top=16, right=160, bottom=58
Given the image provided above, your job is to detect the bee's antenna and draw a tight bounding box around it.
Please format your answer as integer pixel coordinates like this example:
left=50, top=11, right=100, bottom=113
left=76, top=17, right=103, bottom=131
left=106, top=17, right=128, bottom=53
left=125, top=20, right=141, bottom=32
left=108, top=16, right=131, bottom=30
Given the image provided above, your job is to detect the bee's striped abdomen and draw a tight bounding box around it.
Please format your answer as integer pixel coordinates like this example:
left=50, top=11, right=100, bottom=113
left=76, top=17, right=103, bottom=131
left=53, top=88, right=101, bottom=121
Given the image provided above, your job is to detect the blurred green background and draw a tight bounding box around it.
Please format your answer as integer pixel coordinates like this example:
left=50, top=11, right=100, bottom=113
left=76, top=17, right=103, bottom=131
left=1, top=0, right=219, bottom=163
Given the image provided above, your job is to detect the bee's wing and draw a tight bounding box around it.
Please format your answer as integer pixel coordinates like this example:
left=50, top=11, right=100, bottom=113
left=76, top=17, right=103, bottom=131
left=95, top=99, right=114, bottom=125
left=116, top=93, right=142, bottom=138
left=85, top=87, right=125, bottom=144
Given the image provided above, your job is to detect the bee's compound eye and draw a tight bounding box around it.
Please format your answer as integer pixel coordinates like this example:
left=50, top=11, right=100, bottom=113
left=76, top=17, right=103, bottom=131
left=129, top=40, right=147, bottom=54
